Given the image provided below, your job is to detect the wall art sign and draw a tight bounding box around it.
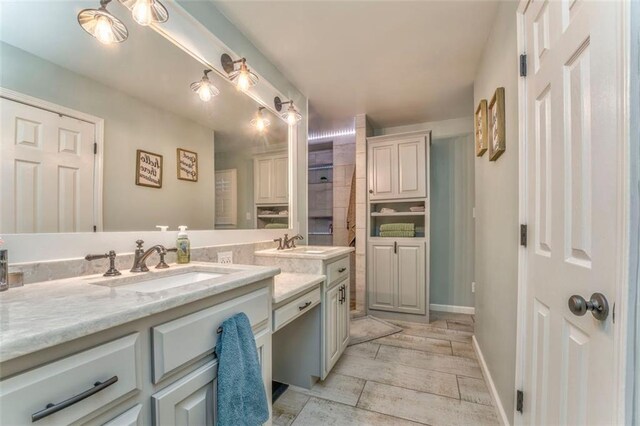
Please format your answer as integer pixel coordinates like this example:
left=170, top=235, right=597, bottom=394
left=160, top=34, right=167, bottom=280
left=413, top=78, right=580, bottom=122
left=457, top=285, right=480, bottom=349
left=177, top=148, right=198, bottom=182
left=475, top=99, right=488, bottom=157
left=136, top=149, right=163, bottom=188
left=488, top=87, right=506, bottom=161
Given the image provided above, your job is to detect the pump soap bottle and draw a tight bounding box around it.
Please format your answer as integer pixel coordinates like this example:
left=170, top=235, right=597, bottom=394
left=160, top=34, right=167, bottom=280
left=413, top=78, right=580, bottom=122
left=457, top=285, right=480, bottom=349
left=176, top=226, right=190, bottom=264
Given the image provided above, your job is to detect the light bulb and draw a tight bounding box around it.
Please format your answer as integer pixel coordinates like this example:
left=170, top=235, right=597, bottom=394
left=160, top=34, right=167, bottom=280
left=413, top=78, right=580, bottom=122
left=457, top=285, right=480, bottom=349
left=287, top=110, right=297, bottom=126
left=236, top=71, right=250, bottom=92
left=132, top=0, right=152, bottom=26
left=95, top=15, right=115, bottom=44
left=198, top=83, right=213, bottom=102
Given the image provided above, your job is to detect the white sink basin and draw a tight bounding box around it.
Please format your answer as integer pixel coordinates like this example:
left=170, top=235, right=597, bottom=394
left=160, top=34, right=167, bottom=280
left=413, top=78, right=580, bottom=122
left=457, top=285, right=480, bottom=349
left=287, top=246, right=337, bottom=254
left=91, top=270, right=226, bottom=293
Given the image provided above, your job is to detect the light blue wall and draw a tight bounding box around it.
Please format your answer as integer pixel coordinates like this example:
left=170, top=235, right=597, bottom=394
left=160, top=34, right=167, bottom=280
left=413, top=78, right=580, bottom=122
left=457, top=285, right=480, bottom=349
left=430, top=135, right=475, bottom=308
left=177, top=1, right=308, bottom=237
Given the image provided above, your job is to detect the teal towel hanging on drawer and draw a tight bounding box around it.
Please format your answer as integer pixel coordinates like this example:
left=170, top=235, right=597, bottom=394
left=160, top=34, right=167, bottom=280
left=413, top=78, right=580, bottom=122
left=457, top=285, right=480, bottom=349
left=216, top=313, right=269, bottom=426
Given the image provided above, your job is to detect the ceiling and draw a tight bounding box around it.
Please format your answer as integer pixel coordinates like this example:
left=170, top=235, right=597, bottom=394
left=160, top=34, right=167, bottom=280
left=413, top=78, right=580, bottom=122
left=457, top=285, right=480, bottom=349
left=213, top=0, right=500, bottom=130
left=0, top=1, right=287, bottom=152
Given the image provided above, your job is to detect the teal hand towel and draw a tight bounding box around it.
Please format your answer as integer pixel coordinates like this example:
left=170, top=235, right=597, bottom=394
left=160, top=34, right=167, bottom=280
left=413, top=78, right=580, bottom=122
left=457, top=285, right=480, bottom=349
left=379, top=231, right=415, bottom=237
left=216, top=313, right=269, bottom=426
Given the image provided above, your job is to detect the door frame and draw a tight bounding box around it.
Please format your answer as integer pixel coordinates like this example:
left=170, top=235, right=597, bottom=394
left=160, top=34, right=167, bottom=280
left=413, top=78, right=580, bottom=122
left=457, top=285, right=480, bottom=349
left=513, top=1, right=633, bottom=424
left=0, top=87, right=105, bottom=232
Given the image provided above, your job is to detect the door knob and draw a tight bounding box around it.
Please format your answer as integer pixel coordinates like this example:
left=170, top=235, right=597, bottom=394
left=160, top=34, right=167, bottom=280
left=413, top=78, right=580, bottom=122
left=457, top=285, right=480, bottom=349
left=369, top=189, right=374, bottom=194
left=567, top=293, right=609, bottom=321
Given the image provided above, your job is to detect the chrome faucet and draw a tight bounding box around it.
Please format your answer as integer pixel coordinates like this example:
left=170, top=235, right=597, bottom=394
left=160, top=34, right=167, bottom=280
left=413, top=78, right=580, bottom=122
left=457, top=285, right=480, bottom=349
left=282, top=234, right=304, bottom=249
left=131, top=240, right=167, bottom=272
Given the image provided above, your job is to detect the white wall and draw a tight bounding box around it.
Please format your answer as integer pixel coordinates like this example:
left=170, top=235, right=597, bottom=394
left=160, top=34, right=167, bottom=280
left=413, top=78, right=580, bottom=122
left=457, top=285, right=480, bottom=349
left=374, top=116, right=473, bottom=139
left=1, top=42, right=216, bottom=232
left=472, top=1, right=519, bottom=422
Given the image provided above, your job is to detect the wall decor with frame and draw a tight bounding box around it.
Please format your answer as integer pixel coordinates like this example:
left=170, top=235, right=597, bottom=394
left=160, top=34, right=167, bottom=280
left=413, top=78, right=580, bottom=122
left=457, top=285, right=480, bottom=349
left=136, top=149, right=163, bottom=188
left=177, top=148, right=198, bottom=182
left=475, top=99, right=488, bottom=156
left=488, top=87, right=506, bottom=161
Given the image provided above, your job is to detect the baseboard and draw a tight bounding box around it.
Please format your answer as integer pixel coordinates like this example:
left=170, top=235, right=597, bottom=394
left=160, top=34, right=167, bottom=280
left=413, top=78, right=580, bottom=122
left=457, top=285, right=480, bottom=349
left=429, top=303, right=475, bottom=315
left=472, top=335, right=510, bottom=426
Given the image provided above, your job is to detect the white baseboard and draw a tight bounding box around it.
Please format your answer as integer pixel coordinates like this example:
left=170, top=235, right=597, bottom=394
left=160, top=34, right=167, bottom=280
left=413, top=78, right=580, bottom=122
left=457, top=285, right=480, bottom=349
left=472, top=335, right=510, bottom=426
left=429, top=303, right=475, bottom=315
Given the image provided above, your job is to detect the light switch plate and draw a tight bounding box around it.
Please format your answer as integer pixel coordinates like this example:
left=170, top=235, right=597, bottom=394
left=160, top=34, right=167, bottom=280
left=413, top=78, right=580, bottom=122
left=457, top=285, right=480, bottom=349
left=218, top=251, right=233, bottom=264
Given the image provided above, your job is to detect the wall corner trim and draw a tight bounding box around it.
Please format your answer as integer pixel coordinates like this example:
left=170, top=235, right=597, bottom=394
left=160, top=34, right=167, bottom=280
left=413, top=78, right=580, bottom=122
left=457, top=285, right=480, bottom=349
left=429, top=304, right=475, bottom=315
left=472, top=335, right=511, bottom=426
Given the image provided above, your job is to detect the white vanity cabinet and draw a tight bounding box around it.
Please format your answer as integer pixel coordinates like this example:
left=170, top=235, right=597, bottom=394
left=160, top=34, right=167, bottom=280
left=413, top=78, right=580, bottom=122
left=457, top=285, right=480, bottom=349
left=367, top=134, right=427, bottom=200
left=254, top=151, right=288, bottom=204
left=0, top=280, right=274, bottom=426
left=368, top=240, right=426, bottom=314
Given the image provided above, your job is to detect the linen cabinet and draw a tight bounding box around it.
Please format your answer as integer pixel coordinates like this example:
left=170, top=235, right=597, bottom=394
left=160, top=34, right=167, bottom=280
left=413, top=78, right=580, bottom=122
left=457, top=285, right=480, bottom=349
left=366, top=131, right=430, bottom=321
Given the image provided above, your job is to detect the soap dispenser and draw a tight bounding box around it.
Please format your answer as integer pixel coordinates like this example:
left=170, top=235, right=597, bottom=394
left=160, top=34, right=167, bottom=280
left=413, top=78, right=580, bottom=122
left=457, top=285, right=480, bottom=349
left=176, top=226, right=190, bottom=264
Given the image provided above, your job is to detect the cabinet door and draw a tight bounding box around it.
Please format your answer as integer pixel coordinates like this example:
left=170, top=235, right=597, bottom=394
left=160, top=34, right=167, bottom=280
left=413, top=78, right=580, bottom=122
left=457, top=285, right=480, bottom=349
left=152, top=361, right=217, bottom=426
left=254, top=329, right=272, bottom=418
left=367, top=242, right=397, bottom=311
left=338, top=282, right=350, bottom=351
left=324, top=284, right=341, bottom=373
left=397, top=138, right=426, bottom=198
left=396, top=242, right=426, bottom=314
left=254, top=157, right=273, bottom=203
left=272, top=155, right=289, bottom=203
left=368, top=142, right=397, bottom=200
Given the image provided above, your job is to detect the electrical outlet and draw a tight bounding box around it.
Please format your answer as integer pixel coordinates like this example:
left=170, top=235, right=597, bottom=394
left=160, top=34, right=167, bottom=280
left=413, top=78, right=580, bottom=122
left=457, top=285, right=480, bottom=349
left=218, top=251, right=233, bottom=264
left=471, top=281, right=476, bottom=293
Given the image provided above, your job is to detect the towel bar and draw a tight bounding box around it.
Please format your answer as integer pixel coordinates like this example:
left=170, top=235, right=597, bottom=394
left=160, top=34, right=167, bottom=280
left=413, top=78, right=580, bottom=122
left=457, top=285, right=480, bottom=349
left=217, top=326, right=223, bottom=334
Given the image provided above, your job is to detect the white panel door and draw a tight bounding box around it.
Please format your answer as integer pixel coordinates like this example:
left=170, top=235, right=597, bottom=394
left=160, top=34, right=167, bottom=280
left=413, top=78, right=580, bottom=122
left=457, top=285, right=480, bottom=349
left=325, top=283, right=341, bottom=372
left=254, top=157, right=273, bottom=203
left=368, top=142, right=396, bottom=200
left=396, top=241, right=425, bottom=314
left=522, top=1, right=622, bottom=424
left=367, top=242, right=396, bottom=311
left=214, top=169, right=237, bottom=227
left=0, top=98, right=96, bottom=233
left=272, top=155, right=289, bottom=203
left=396, top=139, right=426, bottom=198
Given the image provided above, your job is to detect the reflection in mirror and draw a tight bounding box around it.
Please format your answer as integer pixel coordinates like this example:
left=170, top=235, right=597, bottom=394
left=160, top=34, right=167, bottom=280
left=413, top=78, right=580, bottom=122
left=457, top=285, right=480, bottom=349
left=0, top=1, right=289, bottom=233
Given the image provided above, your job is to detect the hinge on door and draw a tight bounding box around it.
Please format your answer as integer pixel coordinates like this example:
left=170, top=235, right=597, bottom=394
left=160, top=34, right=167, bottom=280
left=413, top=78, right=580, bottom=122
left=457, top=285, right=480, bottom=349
left=520, top=54, right=527, bottom=77
left=516, top=390, right=524, bottom=414
left=520, top=224, right=528, bottom=247
left=93, top=142, right=97, bottom=155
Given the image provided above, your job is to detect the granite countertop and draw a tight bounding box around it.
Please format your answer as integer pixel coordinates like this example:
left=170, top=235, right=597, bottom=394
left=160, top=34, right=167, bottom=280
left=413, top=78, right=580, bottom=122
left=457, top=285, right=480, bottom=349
left=255, top=245, right=354, bottom=261
left=273, top=273, right=325, bottom=305
left=0, top=262, right=280, bottom=363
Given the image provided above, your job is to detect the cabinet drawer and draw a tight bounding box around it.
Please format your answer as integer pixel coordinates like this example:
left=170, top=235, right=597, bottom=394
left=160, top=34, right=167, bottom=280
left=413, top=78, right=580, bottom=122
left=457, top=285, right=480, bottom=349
left=273, top=287, right=321, bottom=331
left=0, top=334, right=140, bottom=426
left=152, top=288, right=269, bottom=383
left=327, top=257, right=350, bottom=286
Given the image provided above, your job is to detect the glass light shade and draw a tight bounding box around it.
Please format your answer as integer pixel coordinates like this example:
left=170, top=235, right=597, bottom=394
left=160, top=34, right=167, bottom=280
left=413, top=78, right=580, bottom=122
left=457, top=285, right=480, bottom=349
left=119, top=0, right=168, bottom=25
left=229, top=62, right=258, bottom=91
left=190, top=72, right=220, bottom=102
left=78, top=7, right=128, bottom=44
left=282, top=104, right=302, bottom=125
left=250, top=110, right=271, bottom=133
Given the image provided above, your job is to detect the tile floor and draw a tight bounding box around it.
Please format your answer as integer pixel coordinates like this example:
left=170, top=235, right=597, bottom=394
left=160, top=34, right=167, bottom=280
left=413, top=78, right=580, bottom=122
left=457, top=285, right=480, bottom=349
left=272, top=311, right=500, bottom=426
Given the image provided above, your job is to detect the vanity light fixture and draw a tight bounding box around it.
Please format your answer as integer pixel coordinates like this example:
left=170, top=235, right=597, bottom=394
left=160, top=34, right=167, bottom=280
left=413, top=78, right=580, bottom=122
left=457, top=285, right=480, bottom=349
left=250, top=107, right=271, bottom=133
left=221, top=54, right=258, bottom=92
left=274, top=96, right=302, bottom=125
left=190, top=70, right=220, bottom=102
left=77, top=0, right=128, bottom=45
left=118, top=0, right=169, bottom=26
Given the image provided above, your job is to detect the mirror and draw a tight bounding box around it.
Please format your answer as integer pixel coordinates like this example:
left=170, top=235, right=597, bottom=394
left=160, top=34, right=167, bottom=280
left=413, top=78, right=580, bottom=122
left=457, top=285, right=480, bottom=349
left=0, top=1, right=290, bottom=233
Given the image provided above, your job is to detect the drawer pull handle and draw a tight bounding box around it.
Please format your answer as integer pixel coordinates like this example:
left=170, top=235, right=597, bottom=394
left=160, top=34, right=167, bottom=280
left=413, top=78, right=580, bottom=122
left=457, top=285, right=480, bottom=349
left=31, top=376, right=118, bottom=422
left=299, top=301, right=312, bottom=311
left=338, top=267, right=347, bottom=273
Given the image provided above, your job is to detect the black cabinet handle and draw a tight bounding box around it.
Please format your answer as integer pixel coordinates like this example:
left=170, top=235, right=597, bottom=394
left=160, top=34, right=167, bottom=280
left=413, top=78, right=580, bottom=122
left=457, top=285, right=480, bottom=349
left=338, top=267, right=347, bottom=273
left=394, top=241, right=397, bottom=254
left=31, top=376, right=118, bottom=422
left=299, top=301, right=312, bottom=311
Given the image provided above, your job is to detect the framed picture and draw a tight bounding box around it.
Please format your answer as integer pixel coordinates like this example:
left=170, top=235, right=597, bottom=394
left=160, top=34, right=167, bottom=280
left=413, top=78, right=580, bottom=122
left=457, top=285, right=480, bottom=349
left=475, top=99, right=488, bottom=156
left=177, top=148, right=198, bottom=182
left=488, top=87, right=506, bottom=161
left=136, top=149, right=163, bottom=188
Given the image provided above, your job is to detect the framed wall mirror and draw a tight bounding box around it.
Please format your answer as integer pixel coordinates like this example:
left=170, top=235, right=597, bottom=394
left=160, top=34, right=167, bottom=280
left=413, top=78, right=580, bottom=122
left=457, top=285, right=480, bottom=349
left=0, top=0, right=291, bottom=234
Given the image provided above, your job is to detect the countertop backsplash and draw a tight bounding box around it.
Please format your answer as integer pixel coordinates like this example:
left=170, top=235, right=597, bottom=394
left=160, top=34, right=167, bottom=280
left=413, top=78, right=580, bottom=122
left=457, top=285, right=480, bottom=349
left=9, top=240, right=275, bottom=285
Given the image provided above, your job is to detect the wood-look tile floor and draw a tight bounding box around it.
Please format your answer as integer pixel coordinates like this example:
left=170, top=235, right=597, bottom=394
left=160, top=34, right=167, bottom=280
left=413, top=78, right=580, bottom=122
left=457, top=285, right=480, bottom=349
left=272, top=312, right=500, bottom=426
